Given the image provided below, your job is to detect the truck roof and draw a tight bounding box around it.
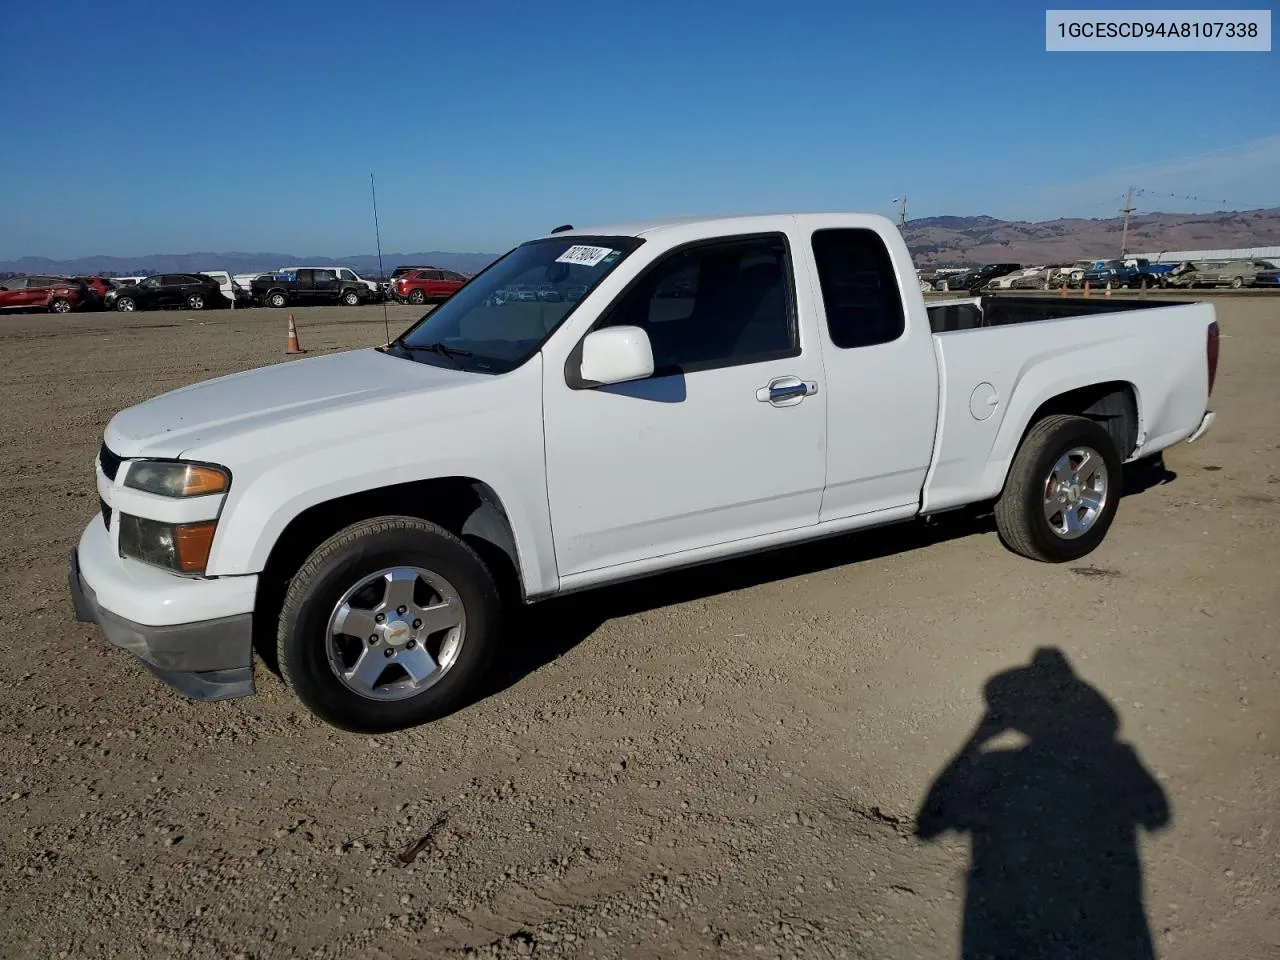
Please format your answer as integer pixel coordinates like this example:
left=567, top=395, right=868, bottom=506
left=534, top=212, right=896, bottom=241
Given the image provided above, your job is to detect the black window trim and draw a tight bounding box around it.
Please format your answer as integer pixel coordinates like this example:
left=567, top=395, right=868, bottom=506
left=565, top=230, right=801, bottom=390
left=809, top=226, right=909, bottom=351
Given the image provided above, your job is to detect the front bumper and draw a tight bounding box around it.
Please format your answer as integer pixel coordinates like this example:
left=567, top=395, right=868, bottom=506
left=68, top=524, right=256, bottom=702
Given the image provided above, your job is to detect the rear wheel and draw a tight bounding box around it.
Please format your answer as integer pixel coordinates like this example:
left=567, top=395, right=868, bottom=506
left=1230, top=276, right=1244, bottom=289
left=49, top=298, right=72, bottom=314
left=268, top=291, right=287, bottom=308
left=409, top=289, right=426, bottom=305
left=187, top=294, right=205, bottom=310
left=277, top=516, right=503, bottom=733
left=994, top=414, right=1122, bottom=563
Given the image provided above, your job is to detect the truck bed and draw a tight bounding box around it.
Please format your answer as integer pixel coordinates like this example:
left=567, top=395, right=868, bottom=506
left=927, top=295, right=1191, bottom=334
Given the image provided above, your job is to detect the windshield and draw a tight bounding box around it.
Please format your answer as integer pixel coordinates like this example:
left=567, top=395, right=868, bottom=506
left=389, top=235, right=644, bottom=373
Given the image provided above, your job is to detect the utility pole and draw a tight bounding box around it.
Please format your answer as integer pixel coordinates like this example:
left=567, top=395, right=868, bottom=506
left=891, top=196, right=908, bottom=226
left=1119, top=186, right=1136, bottom=257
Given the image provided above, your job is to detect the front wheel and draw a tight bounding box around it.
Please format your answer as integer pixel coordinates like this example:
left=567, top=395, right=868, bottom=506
left=277, top=516, right=503, bottom=733
left=342, top=289, right=360, bottom=306
left=1230, top=276, right=1244, bottom=289
left=994, top=414, right=1122, bottom=563
left=115, top=297, right=137, bottom=312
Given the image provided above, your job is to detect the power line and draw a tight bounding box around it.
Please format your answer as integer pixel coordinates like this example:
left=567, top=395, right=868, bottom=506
left=1133, top=187, right=1268, bottom=210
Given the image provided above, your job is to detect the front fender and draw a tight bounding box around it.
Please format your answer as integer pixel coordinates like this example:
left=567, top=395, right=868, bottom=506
left=199, top=358, right=559, bottom=598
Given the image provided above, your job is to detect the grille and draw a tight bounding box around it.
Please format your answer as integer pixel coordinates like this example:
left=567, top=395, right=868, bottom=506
left=98, top=442, right=122, bottom=481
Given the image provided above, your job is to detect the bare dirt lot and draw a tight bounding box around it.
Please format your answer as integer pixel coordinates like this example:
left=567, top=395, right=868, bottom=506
left=2, top=299, right=1277, bottom=959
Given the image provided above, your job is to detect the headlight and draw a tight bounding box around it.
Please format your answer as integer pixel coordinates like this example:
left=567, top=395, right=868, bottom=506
left=124, top=461, right=229, bottom=497
left=118, top=515, right=218, bottom=574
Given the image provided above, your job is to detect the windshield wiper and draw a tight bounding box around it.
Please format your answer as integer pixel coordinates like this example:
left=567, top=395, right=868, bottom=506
left=396, top=340, right=473, bottom=368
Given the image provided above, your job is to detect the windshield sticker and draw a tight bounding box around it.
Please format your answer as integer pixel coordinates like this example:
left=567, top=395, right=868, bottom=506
left=555, top=245, right=614, bottom=267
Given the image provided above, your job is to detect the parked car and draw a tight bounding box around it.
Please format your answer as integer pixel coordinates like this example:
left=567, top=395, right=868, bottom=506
left=0, top=275, right=90, bottom=314
left=1081, top=259, right=1148, bottom=288
left=391, top=268, right=468, bottom=304
left=1163, top=261, right=1216, bottom=289
left=71, top=212, right=1220, bottom=732
left=1187, top=259, right=1276, bottom=289
left=278, top=265, right=381, bottom=298
left=251, top=268, right=377, bottom=308
left=934, top=263, right=1020, bottom=291
left=104, top=274, right=223, bottom=312
left=985, top=267, right=1045, bottom=290
left=1252, top=265, right=1280, bottom=287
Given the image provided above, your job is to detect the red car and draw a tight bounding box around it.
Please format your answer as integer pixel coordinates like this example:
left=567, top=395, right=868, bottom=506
left=392, top=267, right=467, bottom=304
left=0, top=275, right=89, bottom=314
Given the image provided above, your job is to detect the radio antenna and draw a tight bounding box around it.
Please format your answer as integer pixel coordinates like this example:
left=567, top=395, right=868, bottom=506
left=370, top=173, right=390, bottom=345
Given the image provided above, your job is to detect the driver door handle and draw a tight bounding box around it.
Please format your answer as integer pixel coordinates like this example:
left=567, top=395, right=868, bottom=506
left=756, top=375, right=818, bottom=406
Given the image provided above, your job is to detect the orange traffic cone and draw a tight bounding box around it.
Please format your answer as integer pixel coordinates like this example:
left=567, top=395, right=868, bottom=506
left=1083, top=281, right=1091, bottom=297
left=1105, top=281, right=1112, bottom=297
left=286, top=314, right=305, bottom=355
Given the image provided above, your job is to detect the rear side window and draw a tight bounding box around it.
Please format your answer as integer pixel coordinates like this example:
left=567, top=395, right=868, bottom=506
left=811, top=229, right=906, bottom=349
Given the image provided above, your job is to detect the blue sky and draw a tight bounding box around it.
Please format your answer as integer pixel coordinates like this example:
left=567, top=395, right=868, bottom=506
left=2, top=0, right=1276, bottom=259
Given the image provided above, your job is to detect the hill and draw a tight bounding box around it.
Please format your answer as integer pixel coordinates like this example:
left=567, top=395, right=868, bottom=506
left=903, top=208, right=1280, bottom=266
left=5, top=207, right=1280, bottom=277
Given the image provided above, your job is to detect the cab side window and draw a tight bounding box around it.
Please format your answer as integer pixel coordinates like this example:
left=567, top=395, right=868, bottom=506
left=598, top=234, right=796, bottom=375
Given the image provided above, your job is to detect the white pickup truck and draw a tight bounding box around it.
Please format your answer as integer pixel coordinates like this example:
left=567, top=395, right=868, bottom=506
left=69, top=213, right=1220, bottom=732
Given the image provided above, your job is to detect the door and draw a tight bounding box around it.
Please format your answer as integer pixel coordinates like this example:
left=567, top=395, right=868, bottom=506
left=543, top=232, right=827, bottom=577
left=804, top=227, right=939, bottom=522
left=0, top=277, right=29, bottom=310
left=309, top=268, right=339, bottom=301
left=134, top=275, right=164, bottom=306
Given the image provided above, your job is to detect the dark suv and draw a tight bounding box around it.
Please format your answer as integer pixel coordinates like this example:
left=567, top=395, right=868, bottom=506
left=104, top=274, right=223, bottom=312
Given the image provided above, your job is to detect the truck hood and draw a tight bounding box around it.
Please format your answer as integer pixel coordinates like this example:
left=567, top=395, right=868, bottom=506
left=104, top=349, right=480, bottom=459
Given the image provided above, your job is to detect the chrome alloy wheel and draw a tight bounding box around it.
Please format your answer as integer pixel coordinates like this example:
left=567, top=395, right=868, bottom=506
left=1043, top=446, right=1108, bottom=539
left=325, top=566, right=466, bottom=701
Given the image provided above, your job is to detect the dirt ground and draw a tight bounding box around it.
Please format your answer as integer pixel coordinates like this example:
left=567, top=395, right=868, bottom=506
left=1, top=298, right=1277, bottom=959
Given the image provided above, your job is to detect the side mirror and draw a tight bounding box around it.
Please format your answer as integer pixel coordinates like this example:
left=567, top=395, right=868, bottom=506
left=579, top=326, right=654, bottom=386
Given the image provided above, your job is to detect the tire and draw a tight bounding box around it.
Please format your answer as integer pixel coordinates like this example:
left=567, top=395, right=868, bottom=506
left=994, top=414, right=1123, bottom=563
left=49, top=298, right=72, bottom=314
left=268, top=291, right=287, bottom=308
left=409, top=289, right=426, bottom=305
left=1230, top=276, right=1244, bottom=289
left=115, top=297, right=136, bottom=312
left=187, top=294, right=205, bottom=310
left=342, top=289, right=360, bottom=306
left=277, top=516, right=503, bottom=733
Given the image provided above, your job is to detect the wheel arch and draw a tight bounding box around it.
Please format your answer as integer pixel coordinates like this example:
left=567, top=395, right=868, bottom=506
left=249, top=476, right=525, bottom=675
left=992, top=379, right=1141, bottom=498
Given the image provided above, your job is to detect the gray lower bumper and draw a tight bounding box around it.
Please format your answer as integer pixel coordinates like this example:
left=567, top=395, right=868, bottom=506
left=69, top=549, right=255, bottom=702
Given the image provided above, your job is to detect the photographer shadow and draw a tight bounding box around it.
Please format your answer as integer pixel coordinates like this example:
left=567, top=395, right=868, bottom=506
left=916, top=648, right=1170, bottom=960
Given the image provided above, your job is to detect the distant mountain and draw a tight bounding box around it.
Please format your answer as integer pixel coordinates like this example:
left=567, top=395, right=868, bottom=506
left=0, top=250, right=500, bottom=278
left=903, top=208, right=1280, bottom=266
left=5, top=207, right=1279, bottom=277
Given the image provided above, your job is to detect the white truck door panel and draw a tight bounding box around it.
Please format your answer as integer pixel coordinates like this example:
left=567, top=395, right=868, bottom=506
left=543, top=230, right=827, bottom=578
left=802, top=224, right=940, bottom=522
